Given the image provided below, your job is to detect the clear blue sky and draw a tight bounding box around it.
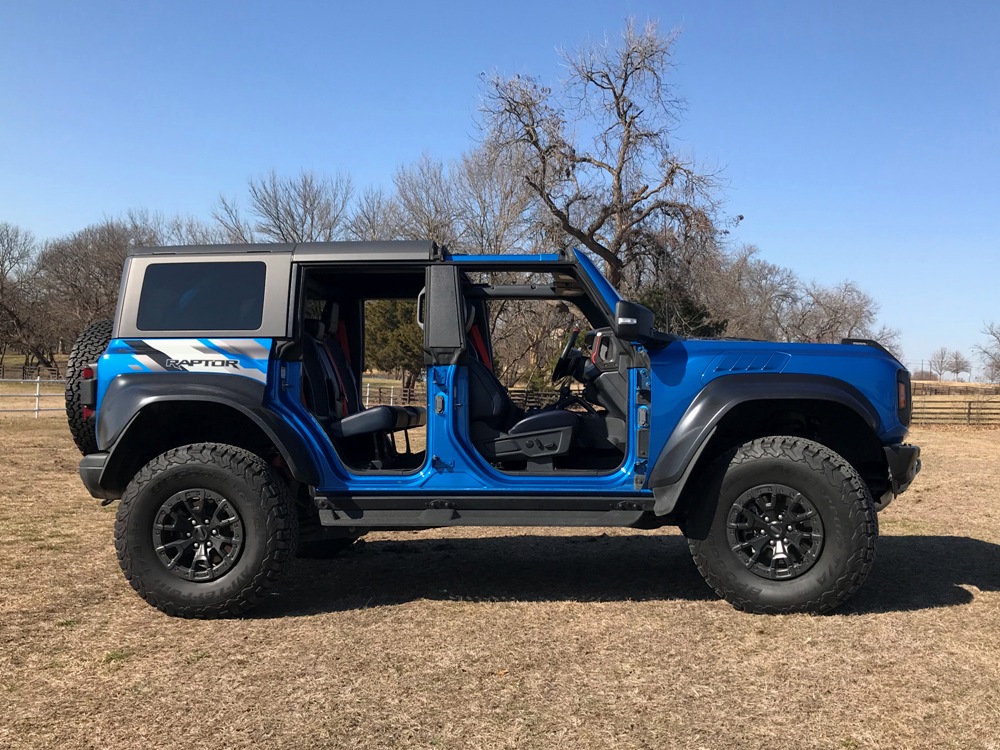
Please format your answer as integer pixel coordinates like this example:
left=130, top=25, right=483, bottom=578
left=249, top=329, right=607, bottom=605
left=2, top=1, right=998, bottom=371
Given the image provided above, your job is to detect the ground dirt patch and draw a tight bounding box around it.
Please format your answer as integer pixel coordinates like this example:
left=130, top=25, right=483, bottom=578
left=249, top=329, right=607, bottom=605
left=1, top=420, right=999, bottom=749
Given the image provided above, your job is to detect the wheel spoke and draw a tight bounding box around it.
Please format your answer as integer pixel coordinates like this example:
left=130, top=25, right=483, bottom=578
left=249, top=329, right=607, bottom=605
left=732, top=534, right=769, bottom=553
left=786, top=538, right=808, bottom=560
left=156, top=538, right=194, bottom=552
left=210, top=500, right=234, bottom=527
left=153, top=520, right=177, bottom=532
left=740, top=509, right=771, bottom=528
left=785, top=508, right=817, bottom=524
left=181, top=496, right=200, bottom=523
left=745, top=542, right=768, bottom=569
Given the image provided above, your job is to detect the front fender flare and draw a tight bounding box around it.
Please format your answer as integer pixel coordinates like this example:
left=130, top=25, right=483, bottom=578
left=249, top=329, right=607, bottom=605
left=648, top=374, right=881, bottom=515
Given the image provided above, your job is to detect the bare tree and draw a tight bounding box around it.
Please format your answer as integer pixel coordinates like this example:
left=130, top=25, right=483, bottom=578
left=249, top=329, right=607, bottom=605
left=487, top=298, right=575, bottom=387
left=212, top=196, right=257, bottom=243
left=347, top=187, right=404, bottom=242
left=125, top=208, right=224, bottom=246
left=0, top=222, right=35, bottom=278
left=455, top=142, right=538, bottom=255
left=693, top=244, right=901, bottom=353
left=929, top=347, right=950, bottom=381
left=694, top=244, right=796, bottom=340
left=214, top=170, right=354, bottom=243
left=0, top=222, right=43, bottom=367
left=481, top=18, right=717, bottom=288
left=393, top=155, right=460, bottom=246
left=36, top=220, right=147, bottom=336
left=782, top=281, right=886, bottom=345
left=946, top=350, right=972, bottom=382
left=975, top=323, right=1000, bottom=383
left=1, top=219, right=146, bottom=368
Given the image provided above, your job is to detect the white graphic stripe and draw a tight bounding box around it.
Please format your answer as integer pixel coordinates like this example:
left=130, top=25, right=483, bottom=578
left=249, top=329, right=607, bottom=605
left=208, top=339, right=271, bottom=360
left=133, top=354, right=165, bottom=372
left=145, top=339, right=267, bottom=383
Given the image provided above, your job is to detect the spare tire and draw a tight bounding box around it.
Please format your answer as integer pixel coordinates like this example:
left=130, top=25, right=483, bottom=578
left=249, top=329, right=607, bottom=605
left=65, top=319, right=113, bottom=455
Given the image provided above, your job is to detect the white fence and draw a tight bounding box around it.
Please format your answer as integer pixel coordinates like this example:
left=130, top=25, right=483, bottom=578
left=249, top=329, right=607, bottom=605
left=0, top=378, right=65, bottom=417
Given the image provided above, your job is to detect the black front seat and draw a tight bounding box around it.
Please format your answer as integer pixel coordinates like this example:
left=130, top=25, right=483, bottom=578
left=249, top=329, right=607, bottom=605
left=462, top=303, right=579, bottom=466
left=467, top=356, right=579, bottom=465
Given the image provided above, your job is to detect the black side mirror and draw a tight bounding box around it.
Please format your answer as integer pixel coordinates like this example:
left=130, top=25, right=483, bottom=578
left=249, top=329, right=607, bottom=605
left=613, top=300, right=675, bottom=348
left=613, top=300, right=654, bottom=339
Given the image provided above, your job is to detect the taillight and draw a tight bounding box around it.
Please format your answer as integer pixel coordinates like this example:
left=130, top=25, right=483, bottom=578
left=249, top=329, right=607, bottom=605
left=80, top=364, right=98, bottom=414
left=897, top=370, right=912, bottom=426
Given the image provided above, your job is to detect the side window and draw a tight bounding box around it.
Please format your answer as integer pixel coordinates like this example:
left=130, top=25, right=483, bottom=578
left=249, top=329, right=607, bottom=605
left=137, top=262, right=266, bottom=332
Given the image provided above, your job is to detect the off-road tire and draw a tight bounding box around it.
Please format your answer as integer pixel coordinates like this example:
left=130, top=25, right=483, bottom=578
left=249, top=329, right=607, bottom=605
left=65, top=318, right=113, bottom=455
left=115, top=443, right=298, bottom=618
left=687, top=436, right=877, bottom=614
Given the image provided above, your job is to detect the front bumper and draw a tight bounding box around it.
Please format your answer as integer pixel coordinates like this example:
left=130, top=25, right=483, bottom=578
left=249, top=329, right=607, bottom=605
left=79, top=453, right=117, bottom=500
left=885, top=443, right=921, bottom=495
left=875, top=443, right=921, bottom=510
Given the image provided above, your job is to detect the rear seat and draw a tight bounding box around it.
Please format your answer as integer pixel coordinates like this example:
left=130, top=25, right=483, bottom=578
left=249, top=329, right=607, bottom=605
left=301, top=315, right=425, bottom=440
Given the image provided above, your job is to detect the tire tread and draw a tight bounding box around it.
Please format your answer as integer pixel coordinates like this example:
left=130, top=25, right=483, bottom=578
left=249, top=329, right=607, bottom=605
left=65, top=319, right=113, bottom=455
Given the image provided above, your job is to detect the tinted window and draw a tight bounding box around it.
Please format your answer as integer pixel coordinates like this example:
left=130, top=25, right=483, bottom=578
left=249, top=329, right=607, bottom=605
left=137, top=262, right=266, bottom=331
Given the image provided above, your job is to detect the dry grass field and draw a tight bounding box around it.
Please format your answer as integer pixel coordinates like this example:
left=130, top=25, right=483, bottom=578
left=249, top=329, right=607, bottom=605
left=2, top=418, right=999, bottom=750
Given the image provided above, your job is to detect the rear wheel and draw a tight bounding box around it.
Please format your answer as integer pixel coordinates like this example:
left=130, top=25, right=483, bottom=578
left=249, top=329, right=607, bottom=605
left=687, top=436, right=877, bottom=614
left=65, top=319, right=112, bottom=454
left=115, top=443, right=298, bottom=618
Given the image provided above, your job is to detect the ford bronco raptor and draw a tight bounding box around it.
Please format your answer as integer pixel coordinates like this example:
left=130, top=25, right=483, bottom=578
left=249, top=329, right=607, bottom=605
left=67, top=241, right=920, bottom=617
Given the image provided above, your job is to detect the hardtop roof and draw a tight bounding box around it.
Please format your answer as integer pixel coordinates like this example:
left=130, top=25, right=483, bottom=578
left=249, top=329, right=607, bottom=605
left=128, top=240, right=440, bottom=260
left=127, top=241, right=581, bottom=266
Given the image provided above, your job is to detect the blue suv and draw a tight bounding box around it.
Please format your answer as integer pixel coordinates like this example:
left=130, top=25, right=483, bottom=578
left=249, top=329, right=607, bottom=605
left=66, top=241, right=920, bottom=617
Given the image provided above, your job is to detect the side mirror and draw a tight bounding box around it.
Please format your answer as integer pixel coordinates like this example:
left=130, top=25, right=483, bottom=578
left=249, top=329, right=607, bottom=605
left=613, top=300, right=655, bottom=339
left=612, top=300, right=675, bottom=348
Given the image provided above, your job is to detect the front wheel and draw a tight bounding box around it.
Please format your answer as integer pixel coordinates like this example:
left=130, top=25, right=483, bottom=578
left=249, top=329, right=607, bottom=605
left=687, top=436, right=877, bottom=614
left=115, top=443, right=298, bottom=618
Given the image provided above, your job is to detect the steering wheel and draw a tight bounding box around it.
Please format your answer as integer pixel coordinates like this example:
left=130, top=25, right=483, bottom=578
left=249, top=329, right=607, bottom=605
left=551, top=328, right=581, bottom=383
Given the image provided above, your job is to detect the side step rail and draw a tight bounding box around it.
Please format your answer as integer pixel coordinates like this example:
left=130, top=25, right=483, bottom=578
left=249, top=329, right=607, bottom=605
left=314, top=494, right=652, bottom=528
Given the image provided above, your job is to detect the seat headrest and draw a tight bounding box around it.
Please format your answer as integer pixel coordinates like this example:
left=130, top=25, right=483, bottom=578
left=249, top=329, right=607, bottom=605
left=303, top=318, right=325, bottom=339
left=323, top=301, right=340, bottom=333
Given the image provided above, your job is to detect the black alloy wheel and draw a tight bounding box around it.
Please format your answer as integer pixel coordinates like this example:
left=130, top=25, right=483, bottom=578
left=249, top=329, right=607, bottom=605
left=726, top=484, right=824, bottom=581
left=152, top=489, right=246, bottom=582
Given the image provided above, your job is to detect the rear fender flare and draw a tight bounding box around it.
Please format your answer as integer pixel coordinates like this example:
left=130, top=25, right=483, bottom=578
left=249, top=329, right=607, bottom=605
left=98, top=373, right=320, bottom=487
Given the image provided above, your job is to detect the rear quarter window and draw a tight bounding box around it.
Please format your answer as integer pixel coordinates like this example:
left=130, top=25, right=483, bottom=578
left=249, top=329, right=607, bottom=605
left=137, top=261, right=266, bottom=331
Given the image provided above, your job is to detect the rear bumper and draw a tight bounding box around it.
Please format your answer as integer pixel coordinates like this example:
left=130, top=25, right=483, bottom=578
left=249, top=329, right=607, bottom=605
left=79, top=453, right=117, bottom=500
left=884, top=443, right=921, bottom=495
